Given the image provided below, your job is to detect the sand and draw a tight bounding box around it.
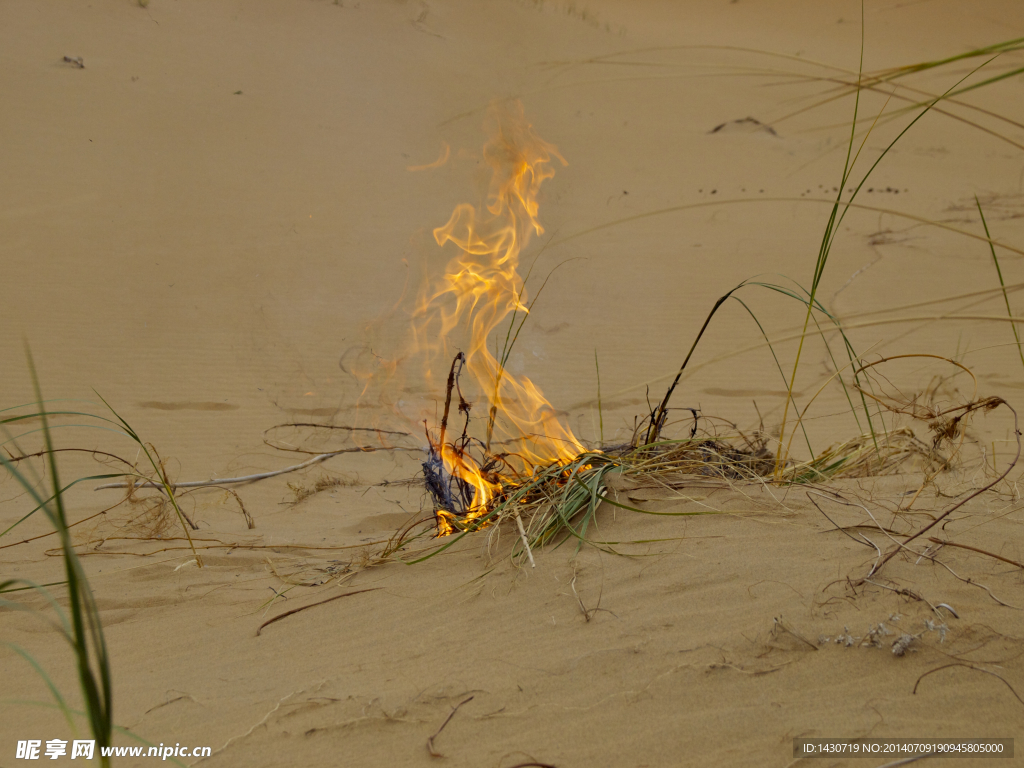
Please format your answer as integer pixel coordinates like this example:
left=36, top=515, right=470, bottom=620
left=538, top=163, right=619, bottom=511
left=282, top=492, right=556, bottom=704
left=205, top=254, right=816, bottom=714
left=4, top=0, right=1024, bottom=765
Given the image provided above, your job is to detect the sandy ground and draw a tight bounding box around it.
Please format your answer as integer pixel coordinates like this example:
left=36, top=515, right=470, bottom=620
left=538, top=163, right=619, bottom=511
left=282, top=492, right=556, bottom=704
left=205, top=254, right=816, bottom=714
left=4, top=0, right=1024, bottom=766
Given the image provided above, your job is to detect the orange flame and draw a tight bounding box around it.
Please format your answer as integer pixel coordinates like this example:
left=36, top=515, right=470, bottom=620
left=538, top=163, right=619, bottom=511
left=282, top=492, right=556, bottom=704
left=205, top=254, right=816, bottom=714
left=413, top=103, right=585, bottom=512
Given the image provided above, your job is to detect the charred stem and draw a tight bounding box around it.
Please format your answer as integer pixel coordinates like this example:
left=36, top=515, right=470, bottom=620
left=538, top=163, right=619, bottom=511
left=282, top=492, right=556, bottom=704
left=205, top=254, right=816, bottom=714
left=644, top=286, right=744, bottom=446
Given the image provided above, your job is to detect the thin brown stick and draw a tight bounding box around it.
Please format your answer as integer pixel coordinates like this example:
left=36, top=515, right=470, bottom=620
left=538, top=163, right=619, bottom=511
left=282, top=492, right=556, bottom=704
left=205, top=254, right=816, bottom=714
left=918, top=553, right=1019, bottom=609
left=268, top=423, right=409, bottom=437
left=646, top=287, right=742, bottom=445
left=0, top=500, right=126, bottom=550
left=53, top=540, right=391, bottom=558
left=263, top=423, right=412, bottom=454
left=256, top=588, right=380, bottom=636
left=3, top=447, right=134, bottom=468
left=427, top=695, right=474, bottom=758
left=913, top=663, right=1024, bottom=707
left=94, top=446, right=407, bottom=491
left=928, top=537, right=1024, bottom=570
left=863, top=579, right=938, bottom=613
left=438, top=353, right=465, bottom=453
left=806, top=492, right=876, bottom=548
left=809, top=491, right=914, bottom=579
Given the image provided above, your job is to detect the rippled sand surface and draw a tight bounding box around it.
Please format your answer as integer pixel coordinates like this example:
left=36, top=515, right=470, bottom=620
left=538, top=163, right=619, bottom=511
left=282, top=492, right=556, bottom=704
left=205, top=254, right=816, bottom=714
left=4, top=2, right=1024, bottom=765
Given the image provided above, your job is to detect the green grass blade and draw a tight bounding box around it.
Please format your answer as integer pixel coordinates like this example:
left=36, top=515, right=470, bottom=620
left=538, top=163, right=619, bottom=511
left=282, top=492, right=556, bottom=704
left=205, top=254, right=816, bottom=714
left=15, top=349, right=114, bottom=764
left=976, top=195, right=1024, bottom=375
left=93, top=391, right=202, bottom=567
left=730, top=295, right=814, bottom=456
left=3, top=642, right=77, bottom=733
left=0, top=473, right=125, bottom=539
left=594, top=349, right=604, bottom=446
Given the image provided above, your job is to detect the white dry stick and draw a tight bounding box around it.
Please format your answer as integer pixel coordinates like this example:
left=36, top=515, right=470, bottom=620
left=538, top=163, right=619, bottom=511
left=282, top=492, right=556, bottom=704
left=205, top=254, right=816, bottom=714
left=514, top=513, right=536, bottom=568
left=201, top=681, right=326, bottom=762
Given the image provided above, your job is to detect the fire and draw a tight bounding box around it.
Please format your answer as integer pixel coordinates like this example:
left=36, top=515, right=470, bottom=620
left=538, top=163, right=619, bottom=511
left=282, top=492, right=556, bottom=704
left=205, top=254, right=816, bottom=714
left=412, top=103, right=586, bottom=517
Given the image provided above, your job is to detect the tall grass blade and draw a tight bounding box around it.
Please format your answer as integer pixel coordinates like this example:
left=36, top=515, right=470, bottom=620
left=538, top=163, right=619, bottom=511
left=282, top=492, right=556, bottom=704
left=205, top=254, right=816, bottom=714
left=3, top=642, right=77, bottom=732
left=976, top=195, right=1024, bottom=375
left=774, top=10, right=998, bottom=476
left=0, top=350, right=114, bottom=766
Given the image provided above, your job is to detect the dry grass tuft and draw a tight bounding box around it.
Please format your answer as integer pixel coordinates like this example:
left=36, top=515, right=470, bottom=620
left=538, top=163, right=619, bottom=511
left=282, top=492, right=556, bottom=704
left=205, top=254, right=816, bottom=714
left=287, top=475, right=355, bottom=504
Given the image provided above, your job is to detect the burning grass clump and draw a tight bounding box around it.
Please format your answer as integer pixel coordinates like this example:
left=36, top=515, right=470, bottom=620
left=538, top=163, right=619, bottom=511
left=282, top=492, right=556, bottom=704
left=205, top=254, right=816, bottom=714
left=398, top=342, right=1019, bottom=579
left=402, top=357, right=948, bottom=566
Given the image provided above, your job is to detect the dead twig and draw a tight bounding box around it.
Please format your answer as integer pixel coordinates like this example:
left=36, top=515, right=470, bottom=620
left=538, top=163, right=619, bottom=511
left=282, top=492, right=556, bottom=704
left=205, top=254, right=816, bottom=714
left=913, top=662, right=1024, bottom=707
left=569, top=563, right=616, bottom=622
left=55, top=539, right=392, bottom=559
left=570, top=567, right=589, bottom=620
left=922, top=555, right=1020, bottom=609
left=0, top=498, right=127, bottom=550
left=806, top=491, right=877, bottom=552
left=3, top=447, right=133, bottom=468
left=437, top=352, right=466, bottom=454
left=262, top=423, right=411, bottom=454
left=808, top=490, right=913, bottom=579
left=255, top=588, right=380, bottom=636
left=95, top=446, right=409, bottom=491
left=863, top=579, right=940, bottom=614
left=427, top=695, right=474, bottom=758
left=928, top=537, right=1024, bottom=570
left=269, top=422, right=409, bottom=437
left=645, top=286, right=744, bottom=445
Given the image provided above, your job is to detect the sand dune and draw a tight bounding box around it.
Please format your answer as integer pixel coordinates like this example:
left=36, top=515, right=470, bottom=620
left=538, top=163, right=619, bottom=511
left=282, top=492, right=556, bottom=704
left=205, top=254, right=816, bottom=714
left=4, top=1, right=1024, bottom=766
